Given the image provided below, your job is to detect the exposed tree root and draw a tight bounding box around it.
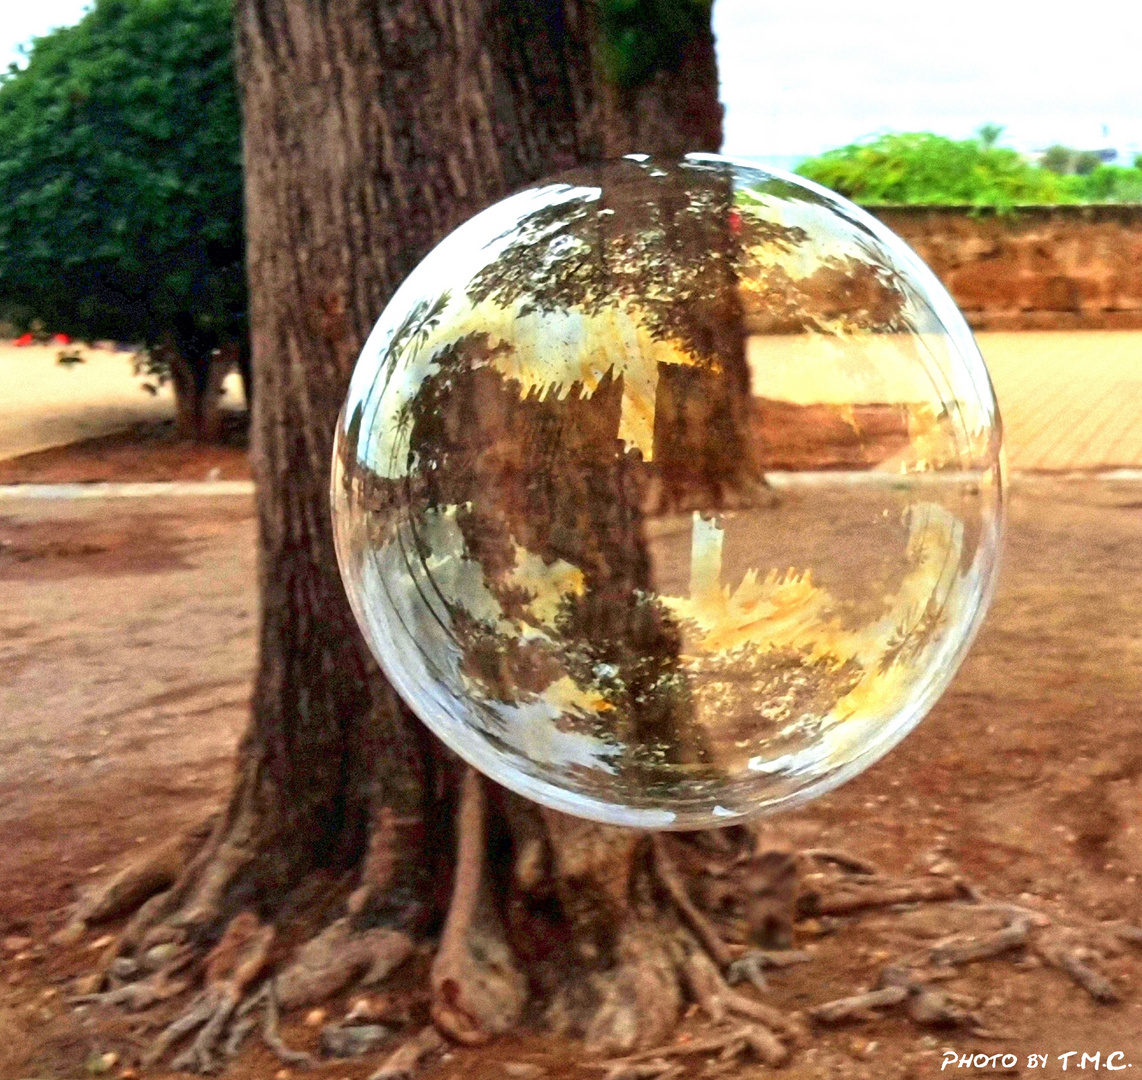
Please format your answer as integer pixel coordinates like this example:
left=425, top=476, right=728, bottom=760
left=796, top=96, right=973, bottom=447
left=580, top=921, right=686, bottom=1056
left=54, top=815, right=218, bottom=946
left=808, top=876, right=969, bottom=916
left=810, top=985, right=910, bottom=1024
left=430, top=770, right=526, bottom=1044
left=59, top=804, right=1142, bottom=1080
left=679, top=937, right=803, bottom=1041
left=726, top=948, right=812, bottom=992
left=651, top=836, right=733, bottom=969
left=806, top=883, right=1142, bottom=1038
left=369, top=1025, right=445, bottom=1080
left=801, top=849, right=882, bottom=877
left=592, top=1020, right=790, bottom=1073
left=1106, top=921, right=1142, bottom=945
left=1036, top=930, right=1122, bottom=1003
left=275, top=918, right=413, bottom=1010
left=928, top=915, right=1032, bottom=966
left=72, top=959, right=191, bottom=1010
left=262, top=980, right=318, bottom=1068
left=142, top=912, right=274, bottom=1073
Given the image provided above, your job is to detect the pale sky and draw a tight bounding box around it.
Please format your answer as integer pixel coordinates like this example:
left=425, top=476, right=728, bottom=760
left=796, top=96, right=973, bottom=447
left=1, top=0, right=93, bottom=70
left=3, top=0, right=1140, bottom=161
left=714, top=0, right=1142, bottom=162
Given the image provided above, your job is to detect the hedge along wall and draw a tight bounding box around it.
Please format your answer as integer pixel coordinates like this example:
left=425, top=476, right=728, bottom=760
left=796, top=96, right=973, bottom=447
left=871, top=205, right=1142, bottom=330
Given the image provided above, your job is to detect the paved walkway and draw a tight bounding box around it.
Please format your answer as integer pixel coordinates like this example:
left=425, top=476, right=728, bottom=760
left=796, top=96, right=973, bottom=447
left=979, top=331, right=1142, bottom=471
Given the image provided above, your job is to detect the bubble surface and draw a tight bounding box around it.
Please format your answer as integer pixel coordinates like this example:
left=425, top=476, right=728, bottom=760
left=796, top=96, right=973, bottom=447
left=332, top=155, right=1005, bottom=829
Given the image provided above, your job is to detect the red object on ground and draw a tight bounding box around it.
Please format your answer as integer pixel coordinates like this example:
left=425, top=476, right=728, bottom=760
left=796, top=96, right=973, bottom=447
left=14, top=333, right=34, bottom=346
left=52, top=333, right=71, bottom=345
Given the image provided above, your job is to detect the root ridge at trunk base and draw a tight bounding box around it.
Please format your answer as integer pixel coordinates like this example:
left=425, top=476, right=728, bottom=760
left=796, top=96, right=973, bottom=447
left=59, top=803, right=1142, bottom=1077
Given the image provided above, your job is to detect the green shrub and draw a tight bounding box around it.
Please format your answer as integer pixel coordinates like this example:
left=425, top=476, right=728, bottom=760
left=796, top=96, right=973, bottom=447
left=1071, top=165, right=1142, bottom=202
left=796, top=132, right=1142, bottom=207
left=795, top=132, right=1074, bottom=207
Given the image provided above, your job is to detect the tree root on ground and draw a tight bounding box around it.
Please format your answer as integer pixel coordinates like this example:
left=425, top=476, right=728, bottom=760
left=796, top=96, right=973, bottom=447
left=126, top=910, right=416, bottom=1071
left=430, top=769, right=526, bottom=1044
left=807, top=875, right=969, bottom=916
left=261, top=980, right=318, bottom=1068
left=1036, top=929, right=1122, bottom=1003
left=142, top=912, right=274, bottom=1072
left=369, top=1024, right=445, bottom=1080
left=275, top=918, right=414, bottom=1010
left=806, top=872, right=1142, bottom=1039
left=588, top=1015, right=792, bottom=1077
left=651, top=836, right=733, bottom=969
left=53, top=815, right=218, bottom=947
left=58, top=802, right=1142, bottom=1078
left=579, top=921, right=687, bottom=1056
left=725, top=948, right=812, bottom=993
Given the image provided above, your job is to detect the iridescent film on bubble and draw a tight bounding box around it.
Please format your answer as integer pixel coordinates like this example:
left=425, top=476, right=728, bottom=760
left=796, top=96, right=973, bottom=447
left=332, top=155, right=1005, bottom=829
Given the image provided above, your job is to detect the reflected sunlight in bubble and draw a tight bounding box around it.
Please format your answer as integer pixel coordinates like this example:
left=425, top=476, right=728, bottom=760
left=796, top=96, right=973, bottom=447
left=332, top=155, right=1005, bottom=829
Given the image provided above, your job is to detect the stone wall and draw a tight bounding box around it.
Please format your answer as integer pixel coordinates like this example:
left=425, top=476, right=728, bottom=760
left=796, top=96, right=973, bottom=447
left=871, top=206, right=1142, bottom=330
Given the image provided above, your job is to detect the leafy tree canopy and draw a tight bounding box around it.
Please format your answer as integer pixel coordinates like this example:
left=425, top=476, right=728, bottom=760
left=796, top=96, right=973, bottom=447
left=797, top=131, right=1142, bottom=207
left=599, top=0, right=713, bottom=87
left=0, top=0, right=244, bottom=361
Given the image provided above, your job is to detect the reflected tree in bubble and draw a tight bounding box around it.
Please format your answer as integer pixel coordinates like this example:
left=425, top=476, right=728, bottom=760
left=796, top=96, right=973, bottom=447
left=334, top=155, right=1005, bottom=828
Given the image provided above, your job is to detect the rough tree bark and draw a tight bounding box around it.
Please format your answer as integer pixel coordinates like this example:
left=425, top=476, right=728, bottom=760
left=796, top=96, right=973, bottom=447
left=221, top=0, right=723, bottom=941
left=70, top=0, right=818, bottom=1070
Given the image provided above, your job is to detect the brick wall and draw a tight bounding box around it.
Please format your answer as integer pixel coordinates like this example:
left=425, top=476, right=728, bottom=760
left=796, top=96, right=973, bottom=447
left=871, top=206, right=1142, bottom=330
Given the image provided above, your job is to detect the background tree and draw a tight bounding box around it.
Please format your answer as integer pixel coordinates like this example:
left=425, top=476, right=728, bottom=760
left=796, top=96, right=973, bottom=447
left=1040, top=144, right=1104, bottom=176
left=0, top=0, right=247, bottom=440
left=976, top=122, right=1004, bottom=149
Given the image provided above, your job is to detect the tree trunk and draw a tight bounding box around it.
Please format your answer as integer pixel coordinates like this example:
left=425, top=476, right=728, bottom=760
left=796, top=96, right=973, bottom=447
left=163, top=339, right=238, bottom=442
left=101, top=0, right=759, bottom=1065
left=232, top=0, right=718, bottom=908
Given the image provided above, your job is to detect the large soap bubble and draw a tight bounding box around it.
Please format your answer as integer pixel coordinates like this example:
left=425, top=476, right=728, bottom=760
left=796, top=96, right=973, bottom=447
left=332, top=155, right=1004, bottom=829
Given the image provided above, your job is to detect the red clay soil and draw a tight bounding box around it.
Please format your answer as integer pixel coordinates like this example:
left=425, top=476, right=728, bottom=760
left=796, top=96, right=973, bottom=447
left=0, top=418, right=251, bottom=485
left=3, top=480, right=1142, bottom=1080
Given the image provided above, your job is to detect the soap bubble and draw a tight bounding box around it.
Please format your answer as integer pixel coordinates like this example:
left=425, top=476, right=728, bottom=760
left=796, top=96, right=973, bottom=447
left=332, top=155, right=1004, bottom=829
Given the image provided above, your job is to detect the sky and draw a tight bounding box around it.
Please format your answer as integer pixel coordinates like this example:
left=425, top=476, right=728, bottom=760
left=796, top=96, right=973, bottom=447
left=714, top=0, right=1142, bottom=163
left=2, top=0, right=1140, bottom=162
left=1, top=0, right=93, bottom=70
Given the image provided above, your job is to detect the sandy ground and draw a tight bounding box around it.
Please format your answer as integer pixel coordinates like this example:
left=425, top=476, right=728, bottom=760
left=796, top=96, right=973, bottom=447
left=0, top=343, right=246, bottom=462
left=2, top=478, right=1142, bottom=1078
left=3, top=332, right=1140, bottom=471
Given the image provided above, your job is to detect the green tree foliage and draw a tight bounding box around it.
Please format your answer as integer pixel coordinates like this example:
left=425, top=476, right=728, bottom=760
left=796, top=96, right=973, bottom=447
left=0, top=0, right=246, bottom=431
left=599, top=0, right=713, bottom=86
left=976, top=122, right=1004, bottom=149
left=1040, top=144, right=1100, bottom=176
left=1076, top=164, right=1142, bottom=202
left=796, top=131, right=1142, bottom=207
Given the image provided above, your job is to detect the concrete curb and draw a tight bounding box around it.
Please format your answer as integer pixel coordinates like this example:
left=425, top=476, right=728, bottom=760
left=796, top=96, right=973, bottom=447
left=3, top=470, right=1141, bottom=502
left=0, top=480, right=256, bottom=499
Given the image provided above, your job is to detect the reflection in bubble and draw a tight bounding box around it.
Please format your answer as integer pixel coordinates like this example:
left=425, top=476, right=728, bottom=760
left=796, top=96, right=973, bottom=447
left=332, top=155, right=1005, bottom=829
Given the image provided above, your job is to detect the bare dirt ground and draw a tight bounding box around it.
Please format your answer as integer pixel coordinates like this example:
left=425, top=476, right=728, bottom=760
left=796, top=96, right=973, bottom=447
left=0, top=419, right=251, bottom=486
left=2, top=476, right=1142, bottom=1079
